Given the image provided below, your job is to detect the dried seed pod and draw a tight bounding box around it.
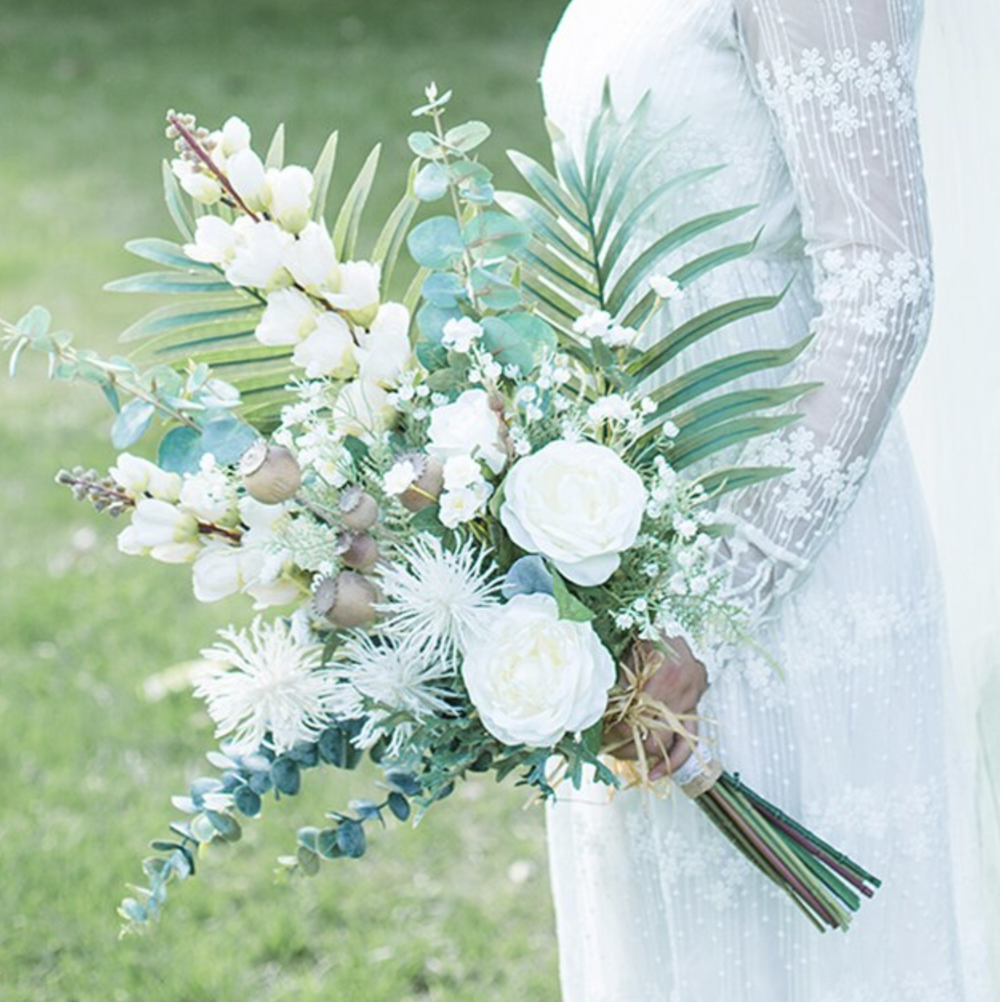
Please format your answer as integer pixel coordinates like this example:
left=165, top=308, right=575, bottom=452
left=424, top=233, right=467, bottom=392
left=313, top=571, right=378, bottom=628
left=336, top=531, right=378, bottom=571
left=397, top=452, right=444, bottom=512
left=339, top=485, right=379, bottom=531
left=240, top=441, right=302, bottom=504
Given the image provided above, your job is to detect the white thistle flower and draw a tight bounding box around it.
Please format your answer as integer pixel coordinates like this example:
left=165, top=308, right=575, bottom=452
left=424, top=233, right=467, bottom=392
left=331, top=633, right=454, bottom=756
left=377, top=534, right=502, bottom=657
left=194, top=617, right=334, bottom=754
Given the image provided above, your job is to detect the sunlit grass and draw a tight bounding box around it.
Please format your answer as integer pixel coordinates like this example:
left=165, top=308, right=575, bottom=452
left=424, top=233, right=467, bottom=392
left=0, top=2, right=565, bottom=997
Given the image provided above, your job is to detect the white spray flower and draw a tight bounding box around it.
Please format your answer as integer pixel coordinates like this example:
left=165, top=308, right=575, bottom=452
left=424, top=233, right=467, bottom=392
left=376, top=534, right=502, bottom=657
left=649, top=273, right=682, bottom=299
left=184, top=215, right=241, bottom=268
left=127, top=498, right=200, bottom=563
left=224, top=219, right=293, bottom=290
left=179, top=455, right=238, bottom=523
left=110, top=453, right=182, bottom=502
left=383, top=458, right=418, bottom=496
left=284, top=221, right=338, bottom=291
left=292, top=313, right=358, bottom=379
left=356, top=303, right=412, bottom=387
left=256, top=287, right=318, bottom=347
left=441, top=316, right=483, bottom=353
left=264, top=165, right=314, bottom=234
left=195, top=617, right=334, bottom=754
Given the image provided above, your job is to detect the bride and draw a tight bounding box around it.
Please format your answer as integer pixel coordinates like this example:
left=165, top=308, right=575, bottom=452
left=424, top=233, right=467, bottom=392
left=540, top=0, right=997, bottom=998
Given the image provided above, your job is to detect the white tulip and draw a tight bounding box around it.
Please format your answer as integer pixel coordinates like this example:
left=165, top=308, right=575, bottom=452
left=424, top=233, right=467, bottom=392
left=284, top=222, right=338, bottom=291
left=192, top=544, right=243, bottom=602
left=110, top=453, right=182, bottom=501
left=228, top=148, right=267, bottom=207
left=356, top=303, right=412, bottom=387
left=129, top=499, right=200, bottom=563
left=184, top=215, right=240, bottom=268
left=256, top=288, right=317, bottom=347
left=219, top=116, right=251, bottom=157
left=332, top=380, right=396, bottom=440
left=174, top=160, right=222, bottom=205
left=327, top=260, right=381, bottom=324
left=265, top=165, right=314, bottom=234
left=224, top=219, right=293, bottom=290
left=292, top=313, right=358, bottom=379
left=500, top=440, right=647, bottom=586
left=461, top=594, right=615, bottom=748
left=426, top=389, right=507, bottom=475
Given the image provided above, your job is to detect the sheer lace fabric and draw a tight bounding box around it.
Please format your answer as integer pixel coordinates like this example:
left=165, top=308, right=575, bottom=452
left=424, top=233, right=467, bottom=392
left=540, top=1, right=992, bottom=998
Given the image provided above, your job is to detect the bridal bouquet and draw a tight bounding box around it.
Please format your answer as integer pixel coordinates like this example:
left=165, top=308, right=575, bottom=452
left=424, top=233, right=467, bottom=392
left=4, top=86, right=880, bottom=936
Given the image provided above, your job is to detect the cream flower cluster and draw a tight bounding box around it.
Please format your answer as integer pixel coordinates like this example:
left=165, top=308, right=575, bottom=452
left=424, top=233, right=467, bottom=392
left=111, top=452, right=299, bottom=609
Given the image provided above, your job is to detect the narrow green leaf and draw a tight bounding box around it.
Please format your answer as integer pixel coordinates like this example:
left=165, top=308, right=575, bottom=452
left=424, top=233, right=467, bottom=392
left=119, top=302, right=262, bottom=343
left=628, top=292, right=787, bottom=385
left=264, top=123, right=285, bottom=169
left=311, top=130, right=339, bottom=223
left=607, top=206, right=756, bottom=315
left=696, top=465, right=792, bottom=498
left=666, top=413, right=801, bottom=470
left=124, top=237, right=215, bottom=272
left=371, top=180, right=420, bottom=293
left=332, top=144, right=381, bottom=261
left=507, top=150, right=588, bottom=231
left=105, top=272, right=233, bottom=295
left=161, top=160, right=195, bottom=241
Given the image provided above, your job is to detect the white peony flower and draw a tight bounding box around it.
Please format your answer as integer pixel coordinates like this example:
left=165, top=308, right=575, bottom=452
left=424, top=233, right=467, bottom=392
left=441, top=316, right=483, bottom=353
left=110, top=453, right=182, bottom=501
left=292, top=313, right=358, bottom=379
left=284, top=221, right=337, bottom=291
left=256, top=287, right=318, bottom=346
left=195, top=616, right=334, bottom=753
left=426, top=389, right=507, bottom=475
left=356, top=302, right=412, bottom=387
left=224, top=219, right=293, bottom=290
left=228, top=148, right=267, bottom=207
left=331, top=380, right=396, bottom=439
left=128, top=498, right=200, bottom=563
left=264, top=165, right=314, bottom=234
left=184, top=215, right=240, bottom=268
left=461, top=593, right=615, bottom=747
left=500, top=440, right=647, bottom=586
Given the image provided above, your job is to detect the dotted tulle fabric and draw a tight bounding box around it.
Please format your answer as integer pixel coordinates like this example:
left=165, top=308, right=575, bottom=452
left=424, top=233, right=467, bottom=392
left=539, top=1, right=993, bottom=997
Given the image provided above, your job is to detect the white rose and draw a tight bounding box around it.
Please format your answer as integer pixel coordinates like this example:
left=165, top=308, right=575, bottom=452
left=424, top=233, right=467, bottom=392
left=264, top=165, right=314, bottom=234
left=284, top=221, right=338, bottom=291
left=256, top=287, right=317, bottom=347
left=500, top=440, right=647, bottom=586
left=110, top=453, right=182, bottom=501
left=356, top=303, right=411, bottom=387
left=426, top=389, right=507, bottom=475
left=332, top=380, right=396, bottom=439
left=129, top=499, right=200, bottom=563
left=292, top=313, right=357, bottom=379
left=461, top=593, right=615, bottom=748
left=224, top=219, right=293, bottom=290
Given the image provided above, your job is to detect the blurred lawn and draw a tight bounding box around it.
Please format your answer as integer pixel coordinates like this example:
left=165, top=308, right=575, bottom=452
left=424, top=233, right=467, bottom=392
left=0, top=1, right=567, bottom=998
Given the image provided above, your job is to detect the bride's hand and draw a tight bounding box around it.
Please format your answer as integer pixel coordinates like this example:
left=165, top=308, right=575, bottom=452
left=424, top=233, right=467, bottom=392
left=609, top=637, right=708, bottom=780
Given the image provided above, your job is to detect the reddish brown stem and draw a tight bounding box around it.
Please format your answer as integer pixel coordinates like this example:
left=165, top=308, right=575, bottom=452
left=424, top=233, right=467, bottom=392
left=168, top=115, right=260, bottom=222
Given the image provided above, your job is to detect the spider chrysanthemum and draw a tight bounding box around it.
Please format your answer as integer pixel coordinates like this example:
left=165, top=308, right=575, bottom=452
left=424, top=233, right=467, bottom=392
left=194, top=616, right=334, bottom=754
left=376, top=534, right=502, bottom=657
left=332, top=632, right=455, bottom=757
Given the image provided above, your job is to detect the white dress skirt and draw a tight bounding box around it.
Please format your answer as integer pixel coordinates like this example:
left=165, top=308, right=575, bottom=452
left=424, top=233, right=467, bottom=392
left=539, top=1, right=994, bottom=998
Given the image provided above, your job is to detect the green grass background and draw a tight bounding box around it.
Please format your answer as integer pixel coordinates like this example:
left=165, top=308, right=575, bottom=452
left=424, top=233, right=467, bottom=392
left=0, top=1, right=569, bottom=998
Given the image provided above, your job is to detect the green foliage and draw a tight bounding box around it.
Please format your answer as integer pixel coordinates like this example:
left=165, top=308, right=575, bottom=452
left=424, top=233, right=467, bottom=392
left=500, top=89, right=816, bottom=475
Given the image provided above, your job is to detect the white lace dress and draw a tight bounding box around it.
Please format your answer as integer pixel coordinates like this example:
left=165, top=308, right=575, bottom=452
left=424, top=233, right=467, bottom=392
left=540, top=1, right=991, bottom=999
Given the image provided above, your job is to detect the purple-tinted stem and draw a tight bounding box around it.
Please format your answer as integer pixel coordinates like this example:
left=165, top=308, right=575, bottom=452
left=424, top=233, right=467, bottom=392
left=752, top=800, right=875, bottom=899
left=708, top=788, right=838, bottom=928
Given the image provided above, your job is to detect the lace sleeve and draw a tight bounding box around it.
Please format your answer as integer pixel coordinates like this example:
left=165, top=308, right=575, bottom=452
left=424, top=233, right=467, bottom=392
left=702, top=0, right=934, bottom=679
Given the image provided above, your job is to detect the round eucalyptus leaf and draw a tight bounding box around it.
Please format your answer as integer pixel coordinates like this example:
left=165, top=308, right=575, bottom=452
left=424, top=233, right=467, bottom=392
left=463, top=212, right=530, bottom=263
left=387, top=791, right=411, bottom=822
left=407, top=216, right=465, bottom=269
left=414, top=162, right=449, bottom=202
left=157, top=425, right=203, bottom=475
left=233, top=785, right=262, bottom=817
left=296, top=846, right=321, bottom=876
left=111, top=399, right=155, bottom=449
left=336, top=820, right=367, bottom=859
left=270, top=756, right=301, bottom=796
left=444, top=120, right=491, bottom=153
